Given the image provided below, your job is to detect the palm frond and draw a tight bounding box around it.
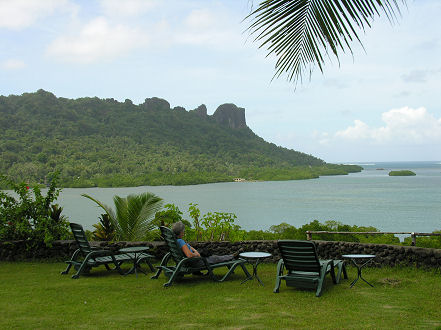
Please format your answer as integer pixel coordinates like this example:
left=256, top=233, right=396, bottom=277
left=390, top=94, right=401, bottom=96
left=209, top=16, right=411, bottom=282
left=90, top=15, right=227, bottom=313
left=81, top=193, right=119, bottom=234
left=127, top=193, right=163, bottom=241
left=113, top=195, right=130, bottom=240
left=246, top=0, right=406, bottom=84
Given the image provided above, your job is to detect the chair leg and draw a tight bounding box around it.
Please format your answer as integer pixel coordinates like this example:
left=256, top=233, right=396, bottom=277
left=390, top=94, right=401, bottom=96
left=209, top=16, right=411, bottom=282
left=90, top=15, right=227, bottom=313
left=240, top=263, right=251, bottom=278
left=61, top=249, right=80, bottom=275
left=72, top=262, right=89, bottom=279
left=315, top=280, right=324, bottom=297
left=273, top=259, right=285, bottom=293
left=151, top=267, right=162, bottom=279
left=330, top=263, right=337, bottom=284
left=216, top=262, right=243, bottom=282
left=163, top=259, right=186, bottom=287
left=61, top=263, right=73, bottom=275
left=335, top=260, right=348, bottom=284
left=342, top=263, right=348, bottom=279
left=273, top=276, right=282, bottom=293
left=205, top=265, right=219, bottom=282
left=163, top=268, right=181, bottom=287
left=139, top=257, right=155, bottom=272
left=316, top=261, right=332, bottom=297
left=151, top=253, right=170, bottom=279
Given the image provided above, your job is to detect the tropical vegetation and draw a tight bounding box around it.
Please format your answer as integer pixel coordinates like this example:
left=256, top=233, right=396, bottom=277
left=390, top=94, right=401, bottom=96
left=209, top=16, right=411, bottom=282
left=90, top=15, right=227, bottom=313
left=0, top=174, right=70, bottom=246
left=0, top=90, right=361, bottom=188
left=82, top=192, right=163, bottom=241
left=92, top=214, right=115, bottom=241
left=135, top=202, right=441, bottom=248
left=246, top=0, right=406, bottom=84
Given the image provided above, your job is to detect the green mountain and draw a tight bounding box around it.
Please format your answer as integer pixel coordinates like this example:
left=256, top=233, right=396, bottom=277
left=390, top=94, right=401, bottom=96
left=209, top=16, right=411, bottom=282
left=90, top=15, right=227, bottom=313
left=0, top=89, right=361, bottom=188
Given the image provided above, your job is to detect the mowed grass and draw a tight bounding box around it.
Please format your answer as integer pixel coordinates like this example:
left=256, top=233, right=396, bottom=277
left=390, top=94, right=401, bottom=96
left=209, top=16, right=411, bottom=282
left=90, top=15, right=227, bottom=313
left=1, top=261, right=440, bottom=329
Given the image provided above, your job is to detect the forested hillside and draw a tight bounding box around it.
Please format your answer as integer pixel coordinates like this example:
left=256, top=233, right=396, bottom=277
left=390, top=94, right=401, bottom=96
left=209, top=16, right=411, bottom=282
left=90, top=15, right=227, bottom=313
left=0, top=90, right=361, bottom=187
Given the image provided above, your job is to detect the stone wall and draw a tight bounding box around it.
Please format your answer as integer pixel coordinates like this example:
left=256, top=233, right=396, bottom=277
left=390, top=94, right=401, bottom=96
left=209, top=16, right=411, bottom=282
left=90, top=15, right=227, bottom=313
left=1, top=239, right=441, bottom=269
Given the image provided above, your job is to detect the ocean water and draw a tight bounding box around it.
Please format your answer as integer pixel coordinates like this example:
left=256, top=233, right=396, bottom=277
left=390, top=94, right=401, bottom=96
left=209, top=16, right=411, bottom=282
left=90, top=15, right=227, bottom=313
left=55, top=161, right=441, bottom=233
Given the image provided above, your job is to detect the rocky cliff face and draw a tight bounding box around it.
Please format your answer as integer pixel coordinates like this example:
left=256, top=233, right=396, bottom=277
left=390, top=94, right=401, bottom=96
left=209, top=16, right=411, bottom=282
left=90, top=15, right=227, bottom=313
left=143, top=97, right=170, bottom=111
left=212, top=103, right=247, bottom=129
left=190, top=104, right=208, bottom=118
left=142, top=98, right=246, bottom=129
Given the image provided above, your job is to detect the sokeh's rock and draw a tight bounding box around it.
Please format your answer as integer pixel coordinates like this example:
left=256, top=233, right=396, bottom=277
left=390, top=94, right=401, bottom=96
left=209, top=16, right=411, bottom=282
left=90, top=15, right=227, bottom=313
left=212, top=104, right=246, bottom=129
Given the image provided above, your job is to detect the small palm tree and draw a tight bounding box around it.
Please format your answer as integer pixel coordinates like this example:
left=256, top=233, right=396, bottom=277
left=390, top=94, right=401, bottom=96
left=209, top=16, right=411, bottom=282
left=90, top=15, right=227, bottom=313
left=92, top=214, right=115, bottom=241
left=82, top=192, right=163, bottom=241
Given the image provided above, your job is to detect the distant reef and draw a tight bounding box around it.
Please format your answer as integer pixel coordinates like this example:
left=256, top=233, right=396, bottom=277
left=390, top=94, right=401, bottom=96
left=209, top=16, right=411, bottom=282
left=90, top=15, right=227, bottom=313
left=389, top=170, right=416, bottom=176
left=0, top=89, right=362, bottom=188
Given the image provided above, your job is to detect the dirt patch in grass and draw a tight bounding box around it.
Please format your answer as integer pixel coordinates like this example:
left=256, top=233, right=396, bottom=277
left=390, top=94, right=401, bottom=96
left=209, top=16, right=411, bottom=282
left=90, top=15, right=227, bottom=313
left=382, top=305, right=399, bottom=309
left=420, top=320, right=441, bottom=328
left=379, top=278, right=402, bottom=287
left=242, top=313, right=263, bottom=321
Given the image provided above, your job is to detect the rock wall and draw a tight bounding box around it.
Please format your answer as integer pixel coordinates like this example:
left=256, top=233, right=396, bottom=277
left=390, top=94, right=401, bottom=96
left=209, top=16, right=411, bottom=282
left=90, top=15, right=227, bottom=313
left=1, top=240, right=441, bottom=269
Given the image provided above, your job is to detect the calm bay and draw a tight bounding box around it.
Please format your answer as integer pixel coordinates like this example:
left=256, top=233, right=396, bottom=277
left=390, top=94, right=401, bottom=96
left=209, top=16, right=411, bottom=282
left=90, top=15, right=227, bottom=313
left=56, top=161, right=441, bottom=233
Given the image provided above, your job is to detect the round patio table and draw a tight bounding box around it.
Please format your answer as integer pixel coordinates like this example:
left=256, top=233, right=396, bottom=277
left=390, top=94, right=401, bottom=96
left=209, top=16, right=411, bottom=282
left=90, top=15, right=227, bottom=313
left=119, top=246, right=151, bottom=277
left=342, top=254, right=376, bottom=288
left=239, top=252, right=271, bottom=286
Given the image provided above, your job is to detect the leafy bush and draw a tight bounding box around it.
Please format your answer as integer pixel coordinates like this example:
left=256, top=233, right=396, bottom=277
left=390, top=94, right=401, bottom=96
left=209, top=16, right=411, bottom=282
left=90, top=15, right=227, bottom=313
left=187, top=204, right=241, bottom=241
left=153, top=203, right=191, bottom=229
left=0, top=174, right=70, bottom=246
left=149, top=203, right=192, bottom=240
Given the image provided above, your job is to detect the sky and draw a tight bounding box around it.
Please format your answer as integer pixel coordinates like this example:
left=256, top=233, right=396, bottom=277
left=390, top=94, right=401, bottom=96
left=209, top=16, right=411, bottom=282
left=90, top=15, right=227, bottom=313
left=1, top=0, right=440, bottom=163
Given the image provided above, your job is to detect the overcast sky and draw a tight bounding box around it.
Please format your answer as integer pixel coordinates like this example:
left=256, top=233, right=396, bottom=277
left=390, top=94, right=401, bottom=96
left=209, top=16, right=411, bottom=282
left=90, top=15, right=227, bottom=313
left=1, top=0, right=440, bottom=163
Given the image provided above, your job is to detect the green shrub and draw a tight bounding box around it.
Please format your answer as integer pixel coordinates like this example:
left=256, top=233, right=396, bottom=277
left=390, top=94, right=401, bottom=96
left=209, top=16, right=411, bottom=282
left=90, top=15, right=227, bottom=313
left=187, top=203, right=241, bottom=241
left=0, top=174, right=70, bottom=246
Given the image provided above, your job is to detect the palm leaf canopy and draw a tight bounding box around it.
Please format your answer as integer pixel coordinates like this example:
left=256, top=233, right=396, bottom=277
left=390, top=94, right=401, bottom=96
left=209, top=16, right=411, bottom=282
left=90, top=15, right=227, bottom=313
left=246, top=0, right=406, bottom=84
left=82, top=192, right=163, bottom=241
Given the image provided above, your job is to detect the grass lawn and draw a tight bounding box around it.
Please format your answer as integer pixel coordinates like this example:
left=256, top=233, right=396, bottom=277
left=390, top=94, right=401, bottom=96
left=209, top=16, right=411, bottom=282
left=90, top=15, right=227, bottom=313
left=0, top=261, right=440, bottom=329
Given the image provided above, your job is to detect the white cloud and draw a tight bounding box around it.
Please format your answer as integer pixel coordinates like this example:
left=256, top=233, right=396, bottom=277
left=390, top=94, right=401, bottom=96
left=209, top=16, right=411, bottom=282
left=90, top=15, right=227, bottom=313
left=174, top=8, right=242, bottom=49
left=99, top=0, right=158, bottom=18
left=401, top=70, right=429, bottom=83
left=0, top=0, right=71, bottom=30
left=46, top=17, right=148, bottom=63
left=334, top=107, right=441, bottom=144
left=1, top=59, right=26, bottom=70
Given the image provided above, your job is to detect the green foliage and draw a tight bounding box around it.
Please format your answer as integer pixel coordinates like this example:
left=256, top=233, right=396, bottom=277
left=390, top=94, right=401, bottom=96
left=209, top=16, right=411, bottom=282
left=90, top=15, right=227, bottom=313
left=229, top=220, right=402, bottom=245
left=153, top=204, right=191, bottom=228
left=186, top=203, right=241, bottom=242
left=150, top=204, right=192, bottom=240
left=0, top=90, right=362, bottom=188
left=403, top=231, right=441, bottom=248
left=0, top=174, right=69, bottom=246
left=389, top=170, right=416, bottom=176
left=82, top=192, right=163, bottom=241
left=269, top=222, right=299, bottom=238
left=92, top=214, right=115, bottom=241
left=188, top=203, right=202, bottom=241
